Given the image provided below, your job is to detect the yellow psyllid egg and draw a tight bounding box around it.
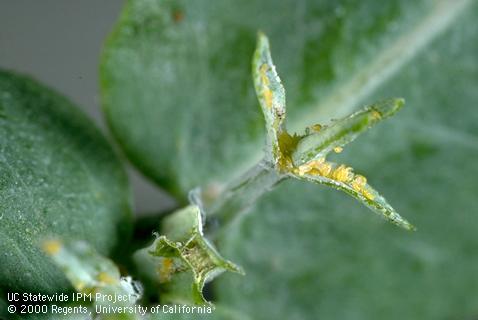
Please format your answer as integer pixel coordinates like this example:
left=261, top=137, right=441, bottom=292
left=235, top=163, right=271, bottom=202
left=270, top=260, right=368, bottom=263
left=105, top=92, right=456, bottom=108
left=331, top=165, right=352, bottom=182
left=263, top=88, right=273, bottom=109
left=97, top=272, right=117, bottom=285
left=42, top=240, right=62, bottom=255
left=259, top=64, right=270, bottom=86
left=312, top=124, right=322, bottom=132
left=158, top=258, right=174, bottom=283
left=351, top=175, right=375, bottom=200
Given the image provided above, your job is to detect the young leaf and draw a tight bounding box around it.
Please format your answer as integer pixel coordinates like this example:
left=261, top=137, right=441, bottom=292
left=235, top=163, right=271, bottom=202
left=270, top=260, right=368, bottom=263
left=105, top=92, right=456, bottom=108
left=250, top=33, right=412, bottom=230
left=43, top=239, right=142, bottom=320
left=252, top=32, right=288, bottom=165
left=42, top=239, right=142, bottom=303
left=291, top=160, right=414, bottom=230
left=287, top=97, right=413, bottom=230
left=293, top=98, right=404, bottom=166
left=136, top=206, right=243, bottom=305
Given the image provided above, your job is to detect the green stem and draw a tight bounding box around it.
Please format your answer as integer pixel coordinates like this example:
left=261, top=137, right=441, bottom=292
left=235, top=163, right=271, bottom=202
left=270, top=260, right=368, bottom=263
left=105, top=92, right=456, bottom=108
left=205, top=159, right=285, bottom=226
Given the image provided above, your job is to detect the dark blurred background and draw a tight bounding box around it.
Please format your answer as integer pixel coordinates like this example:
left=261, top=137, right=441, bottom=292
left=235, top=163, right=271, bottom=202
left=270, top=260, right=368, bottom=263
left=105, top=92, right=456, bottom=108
left=0, top=0, right=175, bottom=214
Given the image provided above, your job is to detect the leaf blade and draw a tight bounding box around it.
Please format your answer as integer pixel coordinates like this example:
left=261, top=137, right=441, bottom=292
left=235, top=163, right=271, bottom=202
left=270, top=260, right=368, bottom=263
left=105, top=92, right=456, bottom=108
left=252, top=32, right=287, bottom=163
left=0, top=70, right=131, bottom=293
left=136, top=206, right=243, bottom=305
left=291, top=167, right=414, bottom=230
left=293, top=98, right=404, bottom=165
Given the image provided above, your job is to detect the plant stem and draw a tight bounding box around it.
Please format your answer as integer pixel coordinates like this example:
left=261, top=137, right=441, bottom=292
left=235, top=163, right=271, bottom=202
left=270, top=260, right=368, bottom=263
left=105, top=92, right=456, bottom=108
left=204, top=159, right=286, bottom=227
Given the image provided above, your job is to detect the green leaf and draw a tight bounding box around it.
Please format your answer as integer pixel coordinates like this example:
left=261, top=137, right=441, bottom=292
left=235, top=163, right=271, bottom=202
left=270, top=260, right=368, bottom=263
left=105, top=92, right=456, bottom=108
left=42, top=239, right=141, bottom=303
left=291, top=160, right=414, bottom=230
left=288, top=97, right=412, bottom=229
left=0, top=297, right=13, bottom=320
left=135, top=206, right=242, bottom=305
left=293, top=98, right=404, bottom=165
left=215, top=2, right=478, bottom=320
left=102, top=0, right=478, bottom=318
left=0, top=70, right=132, bottom=294
left=251, top=34, right=411, bottom=229
left=43, top=239, right=142, bottom=320
left=101, top=0, right=466, bottom=199
left=252, top=32, right=287, bottom=165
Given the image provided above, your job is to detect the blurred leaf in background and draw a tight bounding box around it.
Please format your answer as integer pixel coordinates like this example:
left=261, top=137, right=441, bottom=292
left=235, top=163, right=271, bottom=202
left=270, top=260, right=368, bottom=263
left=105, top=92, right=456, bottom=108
left=0, top=71, right=131, bottom=294
left=101, top=0, right=478, bottom=319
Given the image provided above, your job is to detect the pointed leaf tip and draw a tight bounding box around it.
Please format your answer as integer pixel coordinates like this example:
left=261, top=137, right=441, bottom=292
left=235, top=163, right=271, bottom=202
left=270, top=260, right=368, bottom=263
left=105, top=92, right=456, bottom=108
left=252, top=32, right=288, bottom=167
left=372, top=98, right=405, bottom=119
left=256, top=31, right=268, bottom=46
left=292, top=98, right=405, bottom=165
left=291, top=160, right=414, bottom=231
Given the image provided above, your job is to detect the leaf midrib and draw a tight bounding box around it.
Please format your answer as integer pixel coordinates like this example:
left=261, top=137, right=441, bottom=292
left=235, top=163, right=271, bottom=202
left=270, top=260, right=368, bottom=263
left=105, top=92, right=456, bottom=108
left=293, top=0, right=472, bottom=130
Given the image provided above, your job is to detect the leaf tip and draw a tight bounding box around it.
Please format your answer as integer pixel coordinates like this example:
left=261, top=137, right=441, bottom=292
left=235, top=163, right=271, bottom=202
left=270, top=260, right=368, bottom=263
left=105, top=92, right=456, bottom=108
left=404, top=221, right=417, bottom=232
left=256, top=30, right=268, bottom=45
left=396, top=97, right=405, bottom=107
left=227, top=262, right=245, bottom=276
left=392, top=214, right=416, bottom=231
left=391, top=97, right=405, bottom=114
left=373, top=98, right=405, bottom=119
